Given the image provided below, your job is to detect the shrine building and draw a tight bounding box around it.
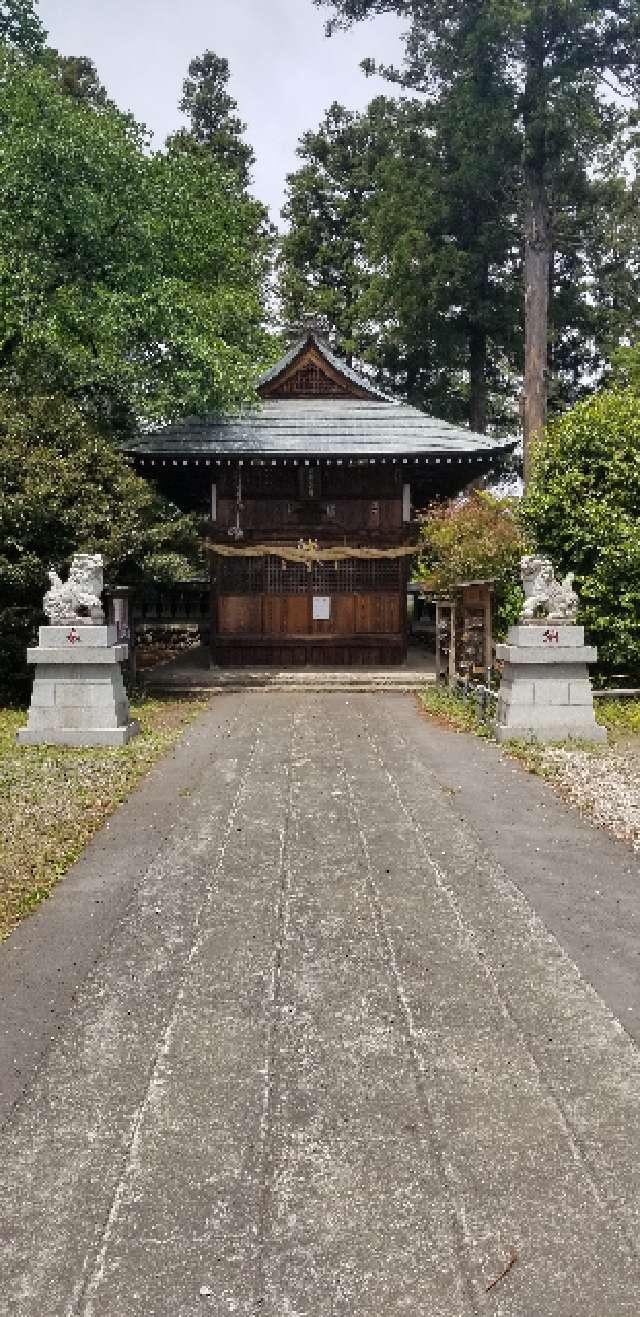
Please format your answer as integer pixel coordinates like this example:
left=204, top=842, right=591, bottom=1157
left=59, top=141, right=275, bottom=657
left=126, top=333, right=515, bottom=667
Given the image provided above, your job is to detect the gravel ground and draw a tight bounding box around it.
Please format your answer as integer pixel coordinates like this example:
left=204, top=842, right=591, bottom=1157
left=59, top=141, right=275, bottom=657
left=420, top=688, right=640, bottom=854
left=541, top=740, right=640, bottom=851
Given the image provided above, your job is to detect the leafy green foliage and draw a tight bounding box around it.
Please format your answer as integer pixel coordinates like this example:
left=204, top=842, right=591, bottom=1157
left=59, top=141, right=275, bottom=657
left=166, top=50, right=255, bottom=188
left=521, top=389, right=640, bottom=675
left=280, top=99, right=399, bottom=365
left=0, top=20, right=275, bottom=697
left=364, top=87, right=520, bottom=428
left=0, top=393, right=200, bottom=695
left=0, top=0, right=45, bottom=58
left=417, top=491, right=526, bottom=636
left=316, top=0, right=640, bottom=441
left=596, top=698, right=640, bottom=736
left=48, top=52, right=111, bottom=107
left=419, top=685, right=492, bottom=737
left=0, top=52, right=272, bottom=430
left=280, top=89, right=521, bottom=428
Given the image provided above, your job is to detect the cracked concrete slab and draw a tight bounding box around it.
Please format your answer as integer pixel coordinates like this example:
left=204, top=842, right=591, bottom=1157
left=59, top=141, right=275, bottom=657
left=0, top=693, right=638, bottom=1315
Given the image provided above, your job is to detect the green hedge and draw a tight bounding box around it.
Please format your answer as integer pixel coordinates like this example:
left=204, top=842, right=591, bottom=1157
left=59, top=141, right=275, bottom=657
left=0, top=393, right=200, bottom=698
left=522, top=388, right=640, bottom=677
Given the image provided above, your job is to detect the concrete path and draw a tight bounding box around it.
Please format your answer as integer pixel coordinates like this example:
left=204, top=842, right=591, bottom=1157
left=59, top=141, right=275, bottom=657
left=1, top=693, right=639, bottom=1316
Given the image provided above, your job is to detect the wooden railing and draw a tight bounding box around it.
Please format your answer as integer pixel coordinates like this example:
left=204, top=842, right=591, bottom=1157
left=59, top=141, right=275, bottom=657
left=131, top=580, right=209, bottom=627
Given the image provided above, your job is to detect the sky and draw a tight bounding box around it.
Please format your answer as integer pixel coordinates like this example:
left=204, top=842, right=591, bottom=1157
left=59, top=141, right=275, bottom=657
left=38, top=0, right=405, bottom=221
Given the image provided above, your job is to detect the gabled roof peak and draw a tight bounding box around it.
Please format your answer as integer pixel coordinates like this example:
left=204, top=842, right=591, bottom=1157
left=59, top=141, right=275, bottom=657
left=258, top=333, right=391, bottom=402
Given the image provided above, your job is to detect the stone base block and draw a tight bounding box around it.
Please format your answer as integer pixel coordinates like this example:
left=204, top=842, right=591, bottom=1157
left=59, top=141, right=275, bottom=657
left=495, top=641, right=606, bottom=744
left=24, top=702, right=130, bottom=731
left=38, top=624, right=117, bottom=648
left=18, top=640, right=138, bottom=748
left=505, top=623, right=586, bottom=647
left=496, top=642, right=598, bottom=665
left=26, top=644, right=128, bottom=665
left=17, top=721, right=140, bottom=748
left=495, top=717, right=607, bottom=744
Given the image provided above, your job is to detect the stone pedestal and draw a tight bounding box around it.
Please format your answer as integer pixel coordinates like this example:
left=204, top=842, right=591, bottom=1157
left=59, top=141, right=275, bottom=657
left=17, top=625, right=139, bottom=747
left=494, top=624, right=606, bottom=744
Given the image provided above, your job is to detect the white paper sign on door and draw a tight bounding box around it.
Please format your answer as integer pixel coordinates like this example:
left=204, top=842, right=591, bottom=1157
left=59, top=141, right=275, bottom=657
left=313, top=595, right=331, bottom=620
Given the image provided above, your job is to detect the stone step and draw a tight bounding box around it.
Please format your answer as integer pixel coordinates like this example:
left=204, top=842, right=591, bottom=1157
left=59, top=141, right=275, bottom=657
left=149, top=685, right=431, bottom=697
left=145, top=670, right=435, bottom=695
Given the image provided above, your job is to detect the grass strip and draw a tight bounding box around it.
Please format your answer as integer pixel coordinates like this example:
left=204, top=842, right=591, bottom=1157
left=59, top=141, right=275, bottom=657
left=594, top=697, right=640, bottom=737
left=0, top=695, right=207, bottom=941
left=418, top=684, right=492, bottom=737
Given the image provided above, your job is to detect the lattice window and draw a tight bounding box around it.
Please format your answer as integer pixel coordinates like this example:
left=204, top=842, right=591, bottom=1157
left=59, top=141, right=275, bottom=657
left=355, top=557, right=402, bottom=590
left=312, top=559, right=353, bottom=593
left=218, top=554, right=403, bottom=595
left=266, top=559, right=309, bottom=594
left=218, top=556, right=265, bottom=594
left=312, top=558, right=402, bottom=593
left=269, top=363, right=351, bottom=398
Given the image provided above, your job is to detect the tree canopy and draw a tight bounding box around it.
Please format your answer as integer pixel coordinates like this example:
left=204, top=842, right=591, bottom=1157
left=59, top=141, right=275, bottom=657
left=280, top=98, right=403, bottom=367
left=521, top=389, right=640, bottom=675
left=0, top=391, right=201, bottom=695
left=0, top=50, right=272, bottom=432
left=314, top=0, right=640, bottom=463
left=0, top=0, right=45, bottom=58
left=166, top=50, right=255, bottom=188
left=280, top=89, right=521, bottom=429
left=0, top=10, right=275, bottom=694
left=417, top=492, right=526, bottom=636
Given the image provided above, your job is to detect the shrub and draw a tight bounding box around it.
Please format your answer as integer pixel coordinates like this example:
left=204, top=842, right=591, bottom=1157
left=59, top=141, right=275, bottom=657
left=521, top=389, right=640, bottom=677
left=0, top=392, right=201, bottom=698
left=416, top=490, right=526, bottom=637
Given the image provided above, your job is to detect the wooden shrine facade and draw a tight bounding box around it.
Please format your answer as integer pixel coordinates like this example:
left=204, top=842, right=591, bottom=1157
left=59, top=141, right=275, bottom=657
left=127, top=333, right=515, bottom=668
left=209, top=458, right=413, bottom=666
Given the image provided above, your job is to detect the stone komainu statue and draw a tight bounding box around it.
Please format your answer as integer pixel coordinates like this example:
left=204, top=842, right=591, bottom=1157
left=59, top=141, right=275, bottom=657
left=43, top=553, right=105, bottom=625
left=520, top=554, right=579, bottom=623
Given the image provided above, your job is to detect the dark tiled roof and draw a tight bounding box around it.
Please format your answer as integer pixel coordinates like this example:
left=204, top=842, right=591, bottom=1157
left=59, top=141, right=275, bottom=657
left=128, top=398, right=516, bottom=459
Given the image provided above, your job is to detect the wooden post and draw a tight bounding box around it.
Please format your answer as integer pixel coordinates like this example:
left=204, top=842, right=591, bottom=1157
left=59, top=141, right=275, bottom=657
left=400, top=557, right=408, bottom=663
left=483, top=586, right=493, bottom=683
left=522, top=29, right=551, bottom=485
left=104, top=585, right=135, bottom=686
left=209, top=549, right=219, bottom=667
left=448, top=604, right=456, bottom=682
left=435, top=600, right=454, bottom=683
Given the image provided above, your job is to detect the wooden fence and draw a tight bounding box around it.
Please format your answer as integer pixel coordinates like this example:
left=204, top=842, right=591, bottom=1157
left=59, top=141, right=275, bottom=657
left=131, top=580, right=209, bottom=629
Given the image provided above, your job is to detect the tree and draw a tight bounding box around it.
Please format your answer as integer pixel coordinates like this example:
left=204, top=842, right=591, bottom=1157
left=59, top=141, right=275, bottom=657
left=364, top=77, right=521, bottom=429
left=317, top=0, right=640, bottom=475
left=0, top=392, right=201, bottom=697
left=417, top=491, right=526, bottom=635
left=49, top=53, right=111, bottom=108
left=281, top=81, right=520, bottom=427
left=0, top=53, right=272, bottom=431
left=586, top=170, right=640, bottom=383
left=146, top=146, right=273, bottom=416
left=0, top=0, right=45, bottom=58
left=166, top=50, right=254, bottom=187
left=2, top=1, right=112, bottom=105
left=521, top=388, right=640, bottom=675
left=280, top=98, right=401, bottom=366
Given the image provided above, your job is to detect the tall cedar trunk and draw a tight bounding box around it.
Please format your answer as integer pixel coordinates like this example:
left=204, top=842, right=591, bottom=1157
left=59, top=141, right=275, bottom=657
left=468, top=323, right=488, bottom=433
left=522, top=21, right=551, bottom=485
